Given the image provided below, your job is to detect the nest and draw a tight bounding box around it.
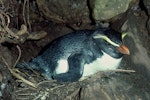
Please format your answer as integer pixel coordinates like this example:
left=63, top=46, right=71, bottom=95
left=1, top=45, right=135, bottom=100
left=1, top=47, right=135, bottom=99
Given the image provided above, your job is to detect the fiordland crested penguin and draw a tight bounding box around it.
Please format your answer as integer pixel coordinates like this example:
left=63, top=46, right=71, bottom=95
left=17, top=28, right=130, bottom=82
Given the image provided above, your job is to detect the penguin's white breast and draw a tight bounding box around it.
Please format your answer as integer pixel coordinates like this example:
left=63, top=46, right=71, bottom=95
left=82, top=52, right=122, bottom=77
left=55, top=59, right=69, bottom=74
left=55, top=52, right=122, bottom=77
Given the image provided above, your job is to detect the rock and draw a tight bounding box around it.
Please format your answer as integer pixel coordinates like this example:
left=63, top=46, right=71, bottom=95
left=89, top=0, right=134, bottom=21
left=36, top=0, right=140, bottom=29
left=143, top=0, right=150, bottom=33
left=125, top=8, right=150, bottom=77
left=36, top=0, right=91, bottom=28
left=143, top=0, right=150, bottom=15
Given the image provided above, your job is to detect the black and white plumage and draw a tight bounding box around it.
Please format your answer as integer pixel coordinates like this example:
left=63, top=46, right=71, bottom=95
left=17, top=28, right=130, bottom=82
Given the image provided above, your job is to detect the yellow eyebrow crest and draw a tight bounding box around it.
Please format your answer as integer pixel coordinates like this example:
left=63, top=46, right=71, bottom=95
left=122, top=32, right=127, bottom=39
left=93, top=35, right=119, bottom=47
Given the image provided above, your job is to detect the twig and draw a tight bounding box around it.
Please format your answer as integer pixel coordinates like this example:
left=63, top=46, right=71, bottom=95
left=13, top=45, right=21, bottom=68
left=50, top=84, right=65, bottom=91
left=15, top=87, right=31, bottom=93
left=17, top=93, right=36, bottom=96
left=0, top=10, right=10, bottom=27
left=65, top=88, right=80, bottom=100
left=2, top=57, right=37, bottom=88
left=16, top=24, right=27, bottom=36
left=15, top=98, right=29, bottom=100
left=27, top=0, right=31, bottom=31
left=23, top=0, right=27, bottom=27
left=0, top=12, right=19, bottom=39
left=107, top=69, right=136, bottom=73
left=4, top=27, right=19, bottom=38
left=0, top=12, right=6, bottom=26
left=3, top=12, right=10, bottom=28
left=36, top=80, right=57, bottom=86
left=101, top=89, right=111, bottom=100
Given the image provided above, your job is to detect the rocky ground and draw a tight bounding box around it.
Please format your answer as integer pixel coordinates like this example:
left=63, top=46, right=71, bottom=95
left=0, top=0, right=150, bottom=100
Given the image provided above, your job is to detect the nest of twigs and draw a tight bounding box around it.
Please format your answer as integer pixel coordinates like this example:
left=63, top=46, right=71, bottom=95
left=5, top=62, right=136, bottom=100
left=1, top=45, right=135, bottom=100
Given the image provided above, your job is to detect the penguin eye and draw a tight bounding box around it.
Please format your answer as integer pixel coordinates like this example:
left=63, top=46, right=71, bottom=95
left=93, top=35, right=119, bottom=47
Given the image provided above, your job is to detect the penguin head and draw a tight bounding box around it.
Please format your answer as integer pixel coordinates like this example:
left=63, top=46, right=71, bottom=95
left=93, top=28, right=130, bottom=58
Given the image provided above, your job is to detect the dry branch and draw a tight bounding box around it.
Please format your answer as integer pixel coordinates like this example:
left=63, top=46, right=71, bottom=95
left=1, top=45, right=37, bottom=88
left=2, top=57, right=37, bottom=88
left=107, top=69, right=136, bottom=73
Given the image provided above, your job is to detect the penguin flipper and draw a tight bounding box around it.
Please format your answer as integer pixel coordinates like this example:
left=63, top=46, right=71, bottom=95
left=53, top=53, right=85, bottom=82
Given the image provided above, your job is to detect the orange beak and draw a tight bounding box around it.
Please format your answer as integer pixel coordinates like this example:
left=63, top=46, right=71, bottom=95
left=117, top=45, right=130, bottom=55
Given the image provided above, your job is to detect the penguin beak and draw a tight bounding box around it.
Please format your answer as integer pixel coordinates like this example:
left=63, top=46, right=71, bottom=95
left=117, top=45, right=130, bottom=55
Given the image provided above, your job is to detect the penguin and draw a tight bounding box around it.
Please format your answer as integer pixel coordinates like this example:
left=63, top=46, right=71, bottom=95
left=17, top=28, right=130, bottom=82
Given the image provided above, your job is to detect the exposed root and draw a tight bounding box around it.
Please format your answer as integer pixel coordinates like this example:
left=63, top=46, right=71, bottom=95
left=22, top=0, right=32, bottom=31
left=0, top=4, right=46, bottom=44
left=1, top=45, right=37, bottom=88
left=13, top=45, right=22, bottom=68
left=23, top=0, right=27, bottom=27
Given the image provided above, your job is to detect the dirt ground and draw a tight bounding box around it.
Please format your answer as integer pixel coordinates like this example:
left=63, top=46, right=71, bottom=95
left=0, top=0, right=150, bottom=100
